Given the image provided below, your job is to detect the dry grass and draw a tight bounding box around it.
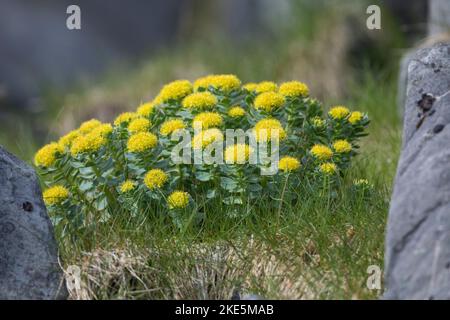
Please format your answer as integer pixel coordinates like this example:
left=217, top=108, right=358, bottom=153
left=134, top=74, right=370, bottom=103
left=65, top=237, right=336, bottom=300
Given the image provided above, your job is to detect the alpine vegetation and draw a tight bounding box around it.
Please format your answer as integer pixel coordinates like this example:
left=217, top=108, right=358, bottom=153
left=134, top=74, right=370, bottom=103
left=34, top=75, right=369, bottom=230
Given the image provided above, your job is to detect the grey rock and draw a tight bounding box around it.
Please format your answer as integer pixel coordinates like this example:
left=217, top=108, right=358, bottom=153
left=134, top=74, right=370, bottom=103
left=397, top=49, right=416, bottom=117
left=397, top=0, right=450, bottom=114
left=0, top=145, right=67, bottom=299
left=241, top=294, right=266, bottom=300
left=384, top=43, right=450, bottom=299
left=230, top=289, right=266, bottom=300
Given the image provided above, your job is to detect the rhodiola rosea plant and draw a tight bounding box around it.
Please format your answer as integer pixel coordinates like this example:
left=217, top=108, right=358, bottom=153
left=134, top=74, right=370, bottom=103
left=34, top=74, right=369, bottom=232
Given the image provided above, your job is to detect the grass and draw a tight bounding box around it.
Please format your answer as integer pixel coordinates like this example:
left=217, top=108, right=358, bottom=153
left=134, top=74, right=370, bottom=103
left=0, top=1, right=403, bottom=299
left=60, top=169, right=389, bottom=300
left=59, top=162, right=390, bottom=299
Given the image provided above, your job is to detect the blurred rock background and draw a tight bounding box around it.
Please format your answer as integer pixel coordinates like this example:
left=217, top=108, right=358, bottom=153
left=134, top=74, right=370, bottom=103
left=0, top=0, right=443, bottom=160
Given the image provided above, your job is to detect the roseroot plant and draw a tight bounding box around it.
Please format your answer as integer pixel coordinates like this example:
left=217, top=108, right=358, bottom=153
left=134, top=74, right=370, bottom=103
left=34, top=74, right=369, bottom=231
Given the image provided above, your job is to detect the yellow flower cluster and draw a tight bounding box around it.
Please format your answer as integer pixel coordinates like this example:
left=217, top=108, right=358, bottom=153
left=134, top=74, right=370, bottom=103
left=127, top=132, right=158, bottom=152
left=255, top=81, right=278, bottom=93
left=243, top=82, right=258, bottom=91
left=192, top=128, right=223, bottom=149
left=348, top=111, right=363, bottom=124
left=278, top=156, right=301, bottom=172
left=34, top=142, right=63, bottom=167
left=328, top=106, right=350, bottom=120
left=58, top=122, right=112, bottom=157
left=279, top=81, right=309, bottom=98
left=224, top=144, right=253, bottom=164
left=58, top=130, right=80, bottom=149
left=160, top=119, right=185, bottom=136
left=254, top=92, right=285, bottom=112
left=228, top=106, right=246, bottom=118
left=253, top=118, right=286, bottom=142
left=167, top=190, right=190, bottom=209
left=114, top=112, right=138, bottom=126
left=182, top=92, right=217, bottom=110
left=34, top=75, right=369, bottom=220
left=43, top=185, right=69, bottom=206
left=144, top=169, right=168, bottom=190
left=333, top=140, right=352, bottom=153
left=320, top=162, right=337, bottom=175
left=78, top=119, right=102, bottom=134
left=120, top=180, right=136, bottom=193
left=310, top=144, right=333, bottom=160
left=136, top=102, right=154, bottom=117
left=193, top=112, right=223, bottom=129
left=91, top=123, right=113, bottom=137
left=154, top=80, right=193, bottom=104
left=128, top=118, right=151, bottom=133
left=194, top=74, right=241, bottom=93
left=70, top=131, right=107, bottom=156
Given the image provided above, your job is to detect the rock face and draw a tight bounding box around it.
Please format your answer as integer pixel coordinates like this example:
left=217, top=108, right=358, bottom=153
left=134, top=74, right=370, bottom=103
left=0, top=146, right=67, bottom=299
left=397, top=50, right=416, bottom=116
left=397, top=0, right=450, bottom=115
left=384, top=43, right=450, bottom=299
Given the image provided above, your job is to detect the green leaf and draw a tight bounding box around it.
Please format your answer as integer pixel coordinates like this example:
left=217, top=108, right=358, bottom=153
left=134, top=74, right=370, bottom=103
left=248, top=183, right=262, bottom=192
left=94, top=196, right=108, bottom=211
left=196, top=171, right=212, bottom=182
left=220, top=177, right=237, bottom=191
left=79, top=167, right=95, bottom=178
left=206, top=189, right=216, bottom=199
left=79, top=180, right=93, bottom=192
